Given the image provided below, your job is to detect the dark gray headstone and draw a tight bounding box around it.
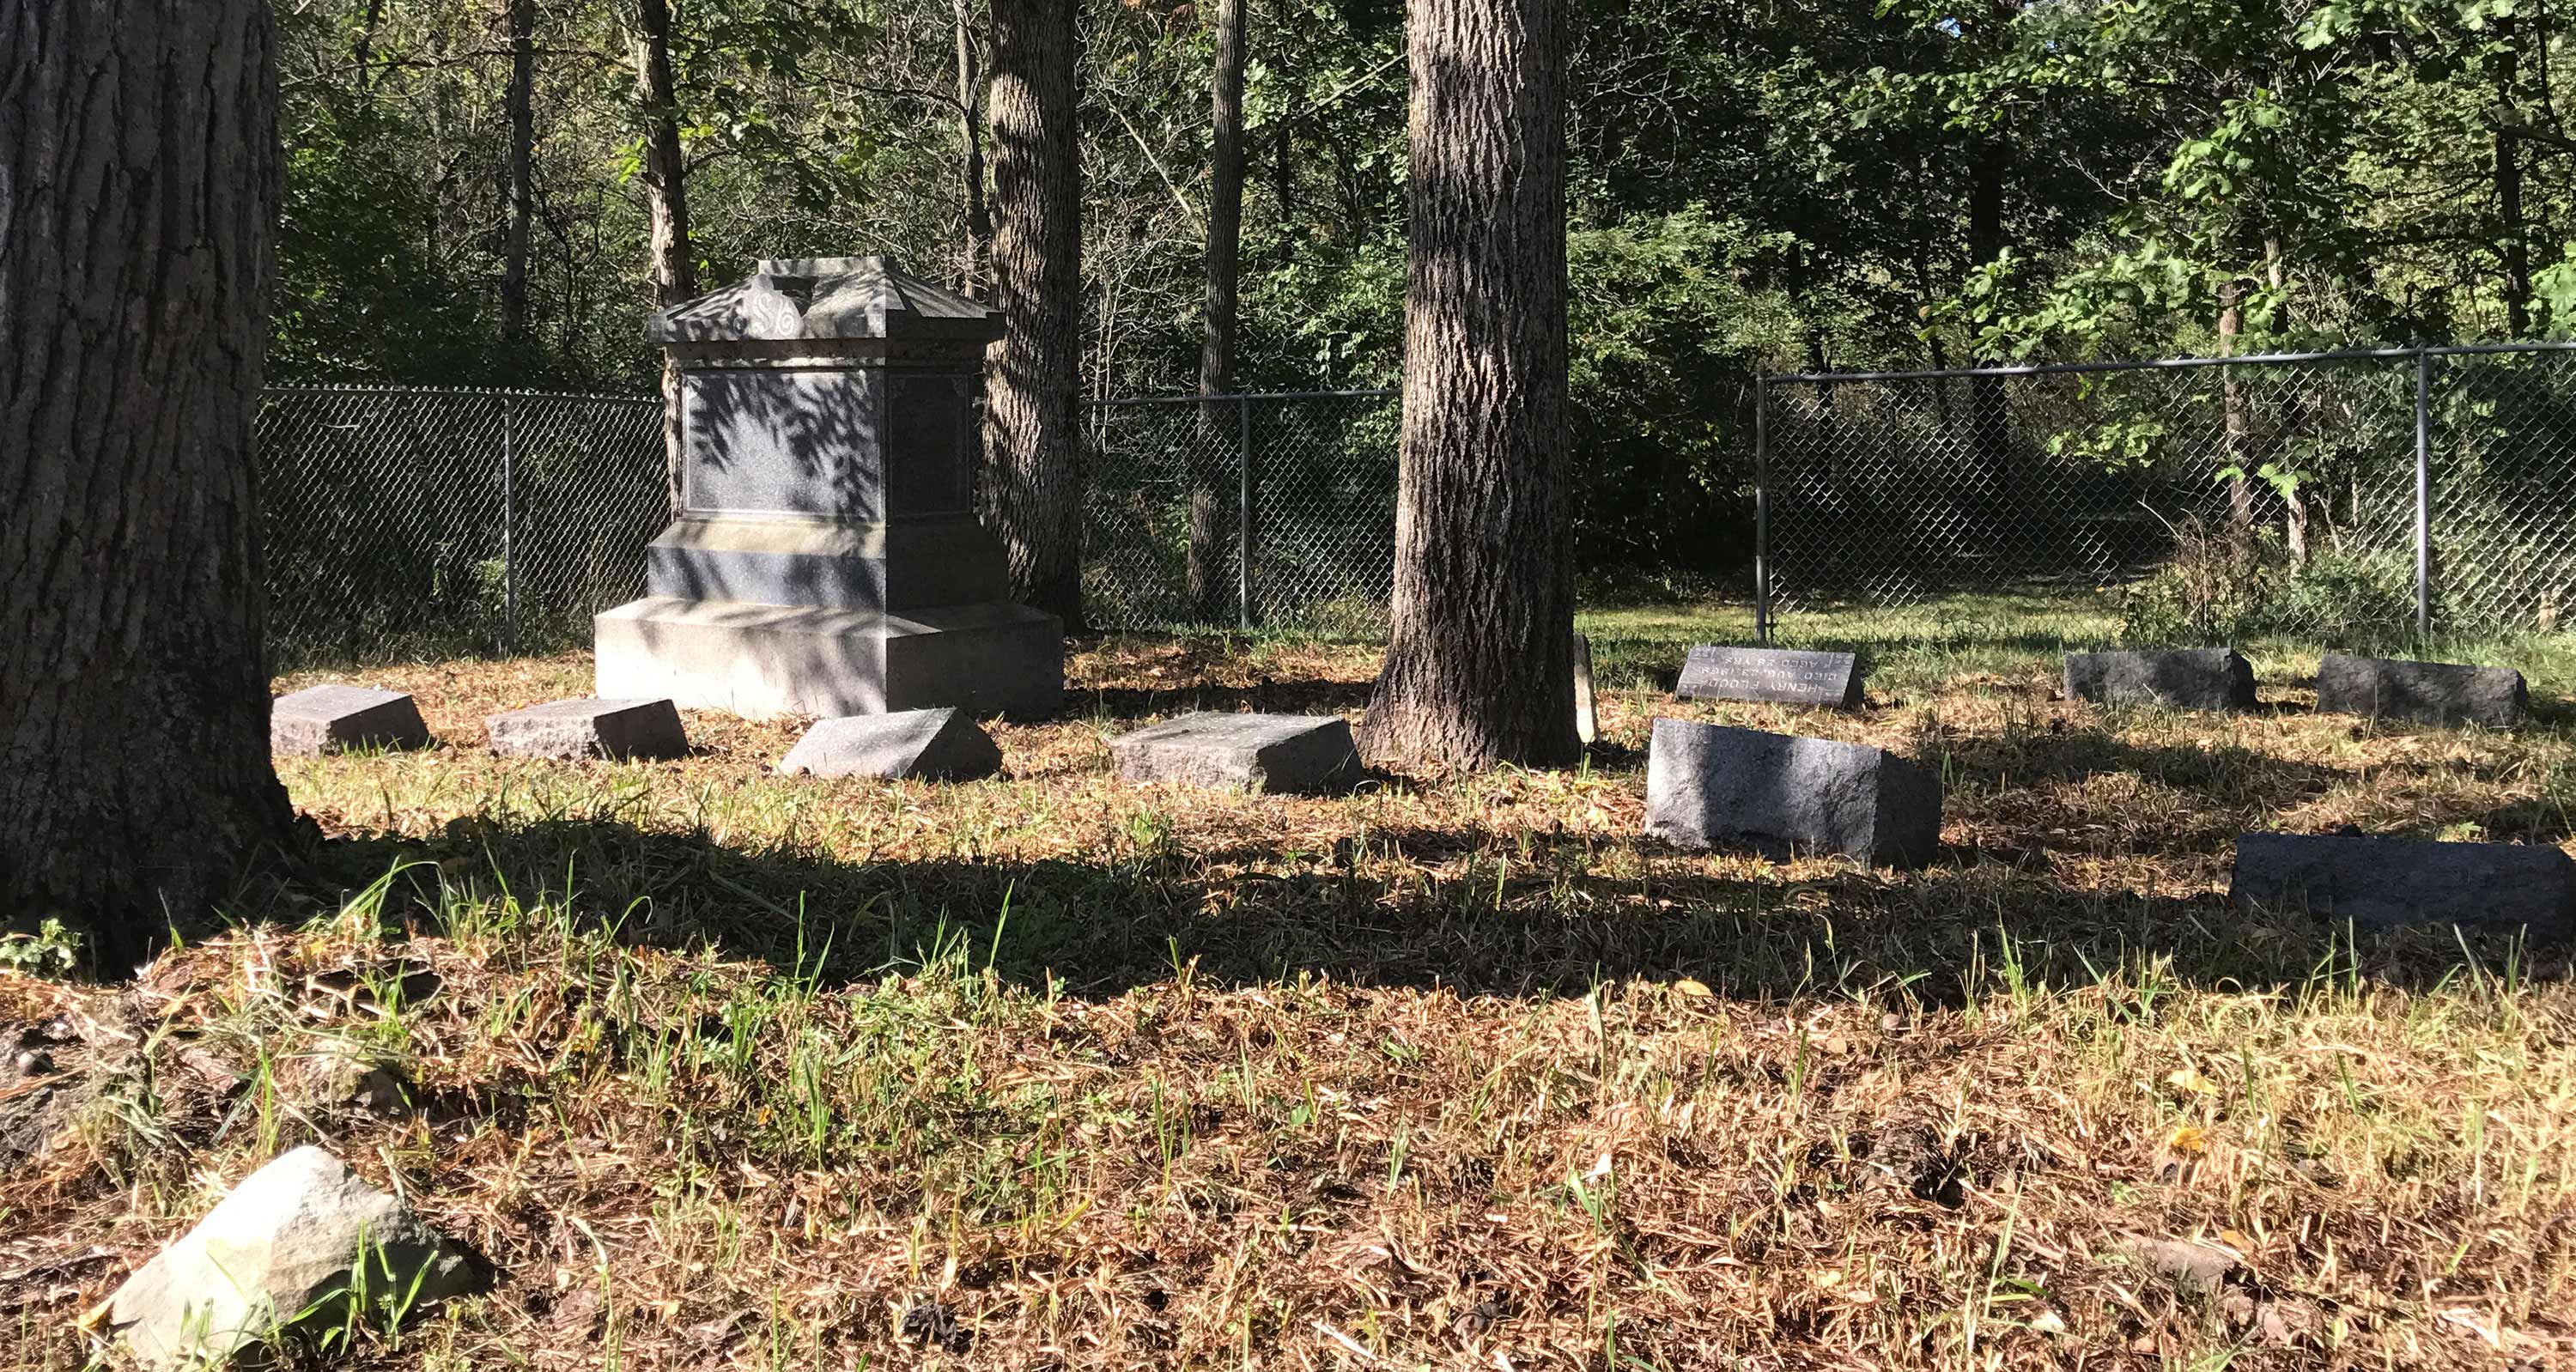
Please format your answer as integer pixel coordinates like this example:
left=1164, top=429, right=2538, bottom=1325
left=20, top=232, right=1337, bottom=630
left=1573, top=632, right=1598, bottom=745
left=2316, top=653, right=2529, bottom=728
left=1111, top=713, right=1363, bottom=794
left=2231, top=832, right=2573, bottom=938
left=777, top=707, right=1000, bottom=781
left=1643, top=719, right=1941, bottom=867
left=486, top=698, right=689, bottom=761
left=2063, top=648, right=2256, bottom=710
left=271, top=685, right=432, bottom=757
left=1675, top=647, right=1863, bottom=708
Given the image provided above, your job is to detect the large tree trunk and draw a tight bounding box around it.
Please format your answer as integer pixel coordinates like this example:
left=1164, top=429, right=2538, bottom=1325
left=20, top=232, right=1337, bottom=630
left=982, top=0, right=1084, bottom=627
left=954, top=0, right=993, bottom=290
left=636, top=0, right=694, bottom=518
left=1189, top=0, right=1249, bottom=623
left=0, top=0, right=295, bottom=969
left=501, top=0, right=537, bottom=354
left=1360, top=0, right=1578, bottom=770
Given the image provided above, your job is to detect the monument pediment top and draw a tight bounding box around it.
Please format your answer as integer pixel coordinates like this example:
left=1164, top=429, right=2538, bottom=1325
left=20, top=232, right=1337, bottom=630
left=647, top=255, right=1002, bottom=345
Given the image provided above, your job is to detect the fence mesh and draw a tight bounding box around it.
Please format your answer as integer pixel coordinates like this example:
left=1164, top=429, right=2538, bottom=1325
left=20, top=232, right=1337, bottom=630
left=256, top=385, right=1400, bottom=667
left=1763, top=348, right=2576, bottom=640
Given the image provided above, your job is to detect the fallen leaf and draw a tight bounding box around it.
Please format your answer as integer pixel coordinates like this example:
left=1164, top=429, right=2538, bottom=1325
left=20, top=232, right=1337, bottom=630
left=1673, top=979, right=1713, bottom=999
left=2166, top=1124, right=2209, bottom=1153
left=2166, top=1067, right=2215, bottom=1096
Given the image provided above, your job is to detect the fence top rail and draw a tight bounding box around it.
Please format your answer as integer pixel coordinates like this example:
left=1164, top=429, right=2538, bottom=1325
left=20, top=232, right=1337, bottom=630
left=1091, top=387, right=1400, bottom=407
left=1763, top=338, right=2576, bottom=386
left=264, top=382, right=659, bottom=405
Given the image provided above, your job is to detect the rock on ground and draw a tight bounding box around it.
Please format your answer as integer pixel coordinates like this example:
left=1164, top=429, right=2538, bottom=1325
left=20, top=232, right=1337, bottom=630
left=777, top=707, right=1002, bottom=781
left=1110, top=713, right=1364, bottom=793
left=2063, top=648, right=2257, bottom=711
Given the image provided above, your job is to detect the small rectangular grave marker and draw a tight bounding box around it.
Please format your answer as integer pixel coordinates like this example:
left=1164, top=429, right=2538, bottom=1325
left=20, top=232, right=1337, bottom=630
left=1674, top=647, right=1862, bottom=708
left=777, top=707, right=1001, bottom=781
left=1573, top=632, right=1598, bottom=745
left=2315, top=653, right=2529, bottom=728
left=2063, top=648, right=2256, bottom=711
left=271, top=685, right=432, bottom=757
left=486, top=698, right=689, bottom=762
left=1643, top=719, right=1941, bottom=867
left=1111, top=713, right=1363, bottom=794
left=2231, top=832, right=2573, bottom=938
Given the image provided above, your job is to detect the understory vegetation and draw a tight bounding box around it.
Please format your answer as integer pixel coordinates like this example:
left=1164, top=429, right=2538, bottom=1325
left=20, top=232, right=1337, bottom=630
left=2, top=594, right=2570, bottom=1369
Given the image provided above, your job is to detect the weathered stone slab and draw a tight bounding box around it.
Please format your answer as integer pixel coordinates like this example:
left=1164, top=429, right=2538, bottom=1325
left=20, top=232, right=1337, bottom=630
left=90, top=1146, right=483, bottom=1370
left=1675, top=646, right=1862, bottom=708
left=1111, top=713, right=1363, bottom=794
left=1573, top=632, right=1599, bottom=746
left=486, top=697, right=688, bottom=761
left=2063, top=647, right=2256, bottom=710
left=2316, top=653, right=2529, bottom=728
left=1643, top=719, right=1941, bottom=867
left=270, top=684, right=431, bottom=756
left=777, top=707, right=1001, bottom=781
left=2231, top=833, right=2574, bottom=937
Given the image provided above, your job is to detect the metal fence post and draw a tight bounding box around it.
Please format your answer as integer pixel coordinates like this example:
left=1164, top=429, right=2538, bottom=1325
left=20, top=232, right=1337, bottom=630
left=502, top=393, right=519, bottom=652
left=1753, top=374, right=1771, bottom=644
left=2413, top=349, right=2433, bottom=639
left=1237, top=393, right=1255, bottom=631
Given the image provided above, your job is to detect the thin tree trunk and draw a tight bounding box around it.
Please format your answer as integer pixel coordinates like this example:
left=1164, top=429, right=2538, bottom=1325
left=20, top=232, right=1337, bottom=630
left=1, top=0, right=296, bottom=968
left=1360, top=0, right=1578, bottom=770
left=1190, top=0, right=1249, bottom=623
left=1965, top=135, right=2009, bottom=534
left=2219, top=277, right=2257, bottom=549
left=983, top=0, right=1084, bottom=627
left=501, top=0, right=537, bottom=354
left=955, top=0, right=993, bottom=290
left=2263, top=238, right=2307, bottom=564
left=2499, top=21, right=2531, bottom=337
left=636, top=0, right=694, bottom=518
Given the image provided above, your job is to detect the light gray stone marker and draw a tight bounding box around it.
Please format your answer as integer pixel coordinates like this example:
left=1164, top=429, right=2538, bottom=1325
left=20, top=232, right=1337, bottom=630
left=1112, top=712, right=1364, bottom=793
left=1573, top=631, right=1599, bottom=745
left=1675, top=646, right=1863, bottom=708
left=778, top=707, right=1001, bottom=781
left=2316, top=652, right=2529, bottom=728
left=2063, top=647, right=2257, bottom=710
left=1644, top=719, right=1941, bottom=867
left=94, top=1146, right=483, bottom=1370
left=2231, top=833, right=2574, bottom=938
left=270, top=684, right=431, bottom=756
left=486, top=697, right=688, bottom=761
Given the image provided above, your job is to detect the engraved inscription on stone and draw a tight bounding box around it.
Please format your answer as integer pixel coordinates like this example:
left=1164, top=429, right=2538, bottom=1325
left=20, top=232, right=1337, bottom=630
left=683, top=367, right=883, bottom=519
left=1674, top=647, right=1862, bottom=708
left=885, top=373, right=972, bottom=516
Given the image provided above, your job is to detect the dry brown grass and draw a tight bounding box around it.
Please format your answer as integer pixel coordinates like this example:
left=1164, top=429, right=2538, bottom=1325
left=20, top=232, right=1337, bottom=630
left=3, top=603, right=2573, bottom=1370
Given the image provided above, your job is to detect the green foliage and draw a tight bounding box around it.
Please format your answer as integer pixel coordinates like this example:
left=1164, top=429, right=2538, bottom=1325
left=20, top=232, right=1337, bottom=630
left=2118, top=525, right=2417, bottom=647
left=0, top=918, right=82, bottom=978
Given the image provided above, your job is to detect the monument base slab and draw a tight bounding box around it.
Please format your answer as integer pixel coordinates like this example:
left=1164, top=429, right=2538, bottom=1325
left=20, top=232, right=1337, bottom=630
left=596, top=596, right=1061, bottom=719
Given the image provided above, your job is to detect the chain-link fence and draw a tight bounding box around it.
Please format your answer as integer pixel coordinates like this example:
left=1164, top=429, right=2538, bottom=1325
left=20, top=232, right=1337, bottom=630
left=256, top=385, right=1400, bottom=667
left=1084, top=391, right=1400, bottom=633
left=1759, top=344, right=2576, bottom=641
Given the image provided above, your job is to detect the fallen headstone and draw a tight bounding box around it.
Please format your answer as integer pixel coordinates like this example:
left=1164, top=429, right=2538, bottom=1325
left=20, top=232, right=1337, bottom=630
left=2315, top=652, right=2529, bottom=728
left=485, top=697, right=688, bottom=761
left=1573, top=632, right=1599, bottom=745
left=88, top=1146, right=483, bottom=1369
left=2063, top=647, right=2256, bottom=710
left=2231, top=832, right=2574, bottom=938
left=777, top=707, right=1001, bottom=781
left=1675, top=646, right=1863, bottom=708
left=270, top=685, right=431, bottom=756
left=1111, top=712, right=1363, bottom=794
left=1643, top=719, right=1941, bottom=866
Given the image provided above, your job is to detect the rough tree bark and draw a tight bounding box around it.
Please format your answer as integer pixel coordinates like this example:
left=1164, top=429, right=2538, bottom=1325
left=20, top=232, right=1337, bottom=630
left=954, top=0, right=993, bottom=290
left=636, top=0, right=695, bottom=518
left=1189, top=0, right=1249, bottom=622
left=2498, top=19, right=2531, bottom=337
left=1964, top=134, right=2009, bottom=531
left=982, top=0, right=1084, bottom=627
left=0, top=0, right=296, bottom=968
left=1359, top=0, right=1579, bottom=770
left=501, top=0, right=537, bottom=352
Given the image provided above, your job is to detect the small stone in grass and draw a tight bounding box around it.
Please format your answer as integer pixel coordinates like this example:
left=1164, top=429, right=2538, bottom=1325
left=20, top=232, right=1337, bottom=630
left=485, top=697, right=688, bottom=761
left=1110, top=712, right=1364, bottom=793
left=270, top=684, right=432, bottom=756
left=900, top=1300, right=971, bottom=1353
left=2314, top=652, right=2529, bottom=728
left=777, top=707, right=1000, bottom=781
left=2063, top=647, right=2257, bottom=710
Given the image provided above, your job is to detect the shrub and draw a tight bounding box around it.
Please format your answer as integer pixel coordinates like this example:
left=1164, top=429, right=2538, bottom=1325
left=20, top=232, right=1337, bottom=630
left=2119, top=521, right=2416, bottom=648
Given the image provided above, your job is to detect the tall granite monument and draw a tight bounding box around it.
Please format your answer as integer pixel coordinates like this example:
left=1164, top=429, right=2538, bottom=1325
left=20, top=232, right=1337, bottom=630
left=596, top=256, right=1063, bottom=717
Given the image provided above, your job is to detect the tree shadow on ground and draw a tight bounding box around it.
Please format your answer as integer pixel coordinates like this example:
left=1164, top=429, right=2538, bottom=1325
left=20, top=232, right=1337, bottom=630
left=307, top=810, right=2548, bottom=1006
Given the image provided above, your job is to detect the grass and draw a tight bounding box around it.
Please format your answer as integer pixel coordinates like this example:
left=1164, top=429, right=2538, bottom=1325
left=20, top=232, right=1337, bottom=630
left=3, top=591, right=2573, bottom=1369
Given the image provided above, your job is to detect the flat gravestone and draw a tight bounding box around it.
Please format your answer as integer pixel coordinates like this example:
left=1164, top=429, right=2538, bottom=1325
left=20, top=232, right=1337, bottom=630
left=777, top=707, right=1001, bottom=781
left=1643, top=719, right=1941, bottom=867
left=1573, top=632, right=1599, bottom=745
left=2063, top=647, right=2256, bottom=710
left=2316, top=653, right=2529, bottom=728
left=1675, top=647, right=1862, bottom=708
left=2232, top=833, right=2573, bottom=938
left=1111, top=712, right=1363, bottom=794
left=271, top=685, right=432, bottom=756
left=486, top=698, right=688, bottom=761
